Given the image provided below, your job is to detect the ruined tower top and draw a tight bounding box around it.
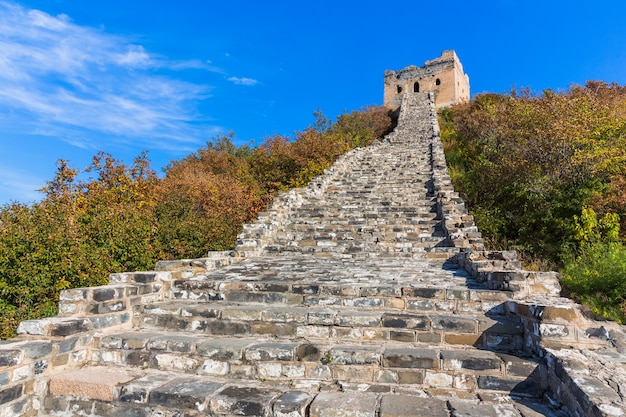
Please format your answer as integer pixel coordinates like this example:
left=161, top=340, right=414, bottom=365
left=384, top=50, right=470, bottom=109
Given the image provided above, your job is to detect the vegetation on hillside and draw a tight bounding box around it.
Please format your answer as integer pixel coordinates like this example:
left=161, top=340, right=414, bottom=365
left=0, top=106, right=393, bottom=338
left=3, top=81, right=625, bottom=336
left=440, top=81, right=626, bottom=322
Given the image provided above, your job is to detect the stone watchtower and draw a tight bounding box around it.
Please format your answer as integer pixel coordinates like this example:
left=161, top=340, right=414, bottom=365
left=384, top=50, right=470, bottom=109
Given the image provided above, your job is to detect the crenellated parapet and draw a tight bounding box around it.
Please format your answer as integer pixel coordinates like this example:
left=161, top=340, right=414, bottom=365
left=384, top=50, right=470, bottom=110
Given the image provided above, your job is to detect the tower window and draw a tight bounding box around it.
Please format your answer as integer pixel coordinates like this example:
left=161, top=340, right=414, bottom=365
left=397, top=85, right=403, bottom=93
left=413, top=82, right=420, bottom=92
left=435, top=78, right=441, bottom=86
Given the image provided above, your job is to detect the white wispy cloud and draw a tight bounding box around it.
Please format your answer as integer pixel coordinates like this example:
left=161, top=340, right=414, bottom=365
left=228, top=76, right=259, bottom=86
left=0, top=166, right=44, bottom=204
left=0, top=0, right=219, bottom=149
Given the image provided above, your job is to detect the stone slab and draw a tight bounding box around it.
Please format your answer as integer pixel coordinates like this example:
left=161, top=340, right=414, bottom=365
left=210, top=385, right=282, bottom=416
left=49, top=367, right=134, bottom=401
left=383, top=348, right=439, bottom=369
left=309, top=392, right=378, bottom=417
left=149, top=377, right=223, bottom=411
left=449, top=400, right=521, bottom=417
left=273, top=390, right=312, bottom=417
left=380, top=395, right=449, bottom=417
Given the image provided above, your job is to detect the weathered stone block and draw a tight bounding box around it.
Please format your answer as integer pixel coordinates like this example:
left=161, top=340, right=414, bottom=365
left=416, top=332, right=442, bottom=344
left=336, top=312, right=381, bottom=327
left=383, top=348, right=438, bottom=369
left=59, top=288, right=87, bottom=302
left=264, top=308, right=307, bottom=323
left=375, top=370, right=399, bottom=384
left=92, top=288, right=117, bottom=302
left=307, top=364, right=332, bottom=379
left=382, top=314, right=429, bottom=330
left=154, top=353, right=199, bottom=372
left=282, top=364, right=306, bottom=378
left=245, top=343, right=297, bottom=361
left=446, top=288, right=469, bottom=300
left=402, top=287, right=443, bottom=299
left=431, top=316, right=476, bottom=333
left=389, top=330, right=415, bottom=342
left=328, top=346, right=380, bottom=365
left=252, top=322, right=297, bottom=336
left=380, top=395, right=448, bottom=417
left=222, top=308, right=263, bottom=321
left=273, top=391, right=311, bottom=417
left=120, top=334, right=150, bottom=350
left=362, top=328, right=390, bottom=341
left=424, top=371, right=453, bottom=387
left=196, top=339, right=248, bottom=360
left=396, top=370, right=424, bottom=384
left=257, top=362, right=282, bottom=378
left=448, top=400, right=520, bottom=417
left=209, top=386, right=280, bottom=416
left=50, top=319, right=91, bottom=337
left=304, top=296, right=342, bottom=306
left=477, top=376, right=541, bottom=397
left=307, top=310, right=337, bottom=325
left=0, top=351, right=21, bottom=368
left=360, top=286, right=399, bottom=297
left=91, top=401, right=149, bottom=417
left=0, top=384, right=22, bottom=406
left=295, top=344, right=320, bottom=361
left=119, top=373, right=172, bottom=403
left=11, top=365, right=32, bottom=382
left=406, top=300, right=434, bottom=310
left=208, top=320, right=250, bottom=335
left=149, top=378, right=222, bottom=411
left=309, top=392, right=378, bottom=417
left=441, top=350, right=502, bottom=371
left=49, top=368, right=133, bottom=401
left=292, top=285, right=319, bottom=295
left=332, top=327, right=364, bottom=340
left=483, top=334, right=523, bottom=351
left=296, top=325, right=330, bottom=338
left=343, top=297, right=383, bottom=308
left=539, top=323, right=570, bottom=338
left=124, top=351, right=150, bottom=368
left=180, top=305, right=220, bottom=318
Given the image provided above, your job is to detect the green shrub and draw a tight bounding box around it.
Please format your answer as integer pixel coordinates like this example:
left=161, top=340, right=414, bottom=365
left=561, top=242, right=626, bottom=323
left=560, top=207, right=626, bottom=323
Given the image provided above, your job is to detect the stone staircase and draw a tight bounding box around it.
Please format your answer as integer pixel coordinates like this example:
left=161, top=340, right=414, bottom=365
left=2, top=92, right=625, bottom=417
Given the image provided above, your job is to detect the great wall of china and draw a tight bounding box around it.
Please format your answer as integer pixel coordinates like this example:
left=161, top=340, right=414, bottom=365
left=0, top=54, right=625, bottom=416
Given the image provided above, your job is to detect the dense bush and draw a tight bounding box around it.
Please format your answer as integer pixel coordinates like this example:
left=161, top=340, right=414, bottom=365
left=0, top=106, right=393, bottom=338
left=560, top=208, right=626, bottom=323
left=0, top=152, right=159, bottom=339
left=440, top=82, right=626, bottom=321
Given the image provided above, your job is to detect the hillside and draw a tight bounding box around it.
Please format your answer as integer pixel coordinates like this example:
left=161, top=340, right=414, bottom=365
left=440, top=81, right=626, bottom=322
left=1, top=81, right=625, bottom=341
left=0, top=106, right=393, bottom=338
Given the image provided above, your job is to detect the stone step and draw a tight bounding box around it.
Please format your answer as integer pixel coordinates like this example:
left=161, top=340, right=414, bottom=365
left=169, top=279, right=512, bottom=309
left=255, top=248, right=463, bottom=261
left=268, top=233, right=448, bottom=244
left=262, top=241, right=451, bottom=255
left=275, top=219, right=442, bottom=229
left=92, top=331, right=545, bottom=390
left=42, top=365, right=563, bottom=417
left=278, top=220, right=441, bottom=230
left=137, top=302, right=524, bottom=351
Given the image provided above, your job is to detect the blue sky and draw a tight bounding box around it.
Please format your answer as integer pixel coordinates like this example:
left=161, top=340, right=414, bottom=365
left=1, top=0, right=625, bottom=205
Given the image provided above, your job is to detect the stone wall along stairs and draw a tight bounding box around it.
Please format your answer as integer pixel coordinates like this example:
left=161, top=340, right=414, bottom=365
left=1, top=92, right=624, bottom=417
